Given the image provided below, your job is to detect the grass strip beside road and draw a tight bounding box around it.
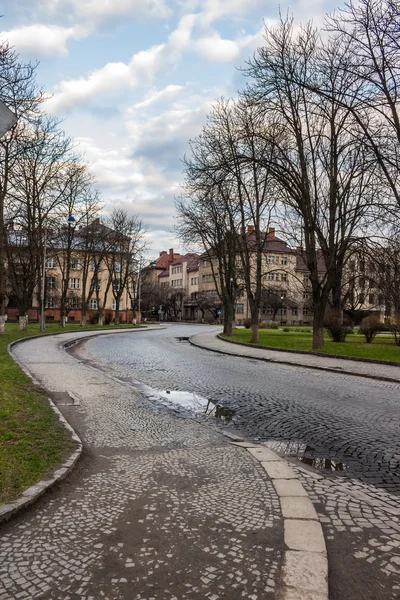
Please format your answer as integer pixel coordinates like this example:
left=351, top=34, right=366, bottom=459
left=224, top=328, right=400, bottom=363
left=0, top=322, right=140, bottom=504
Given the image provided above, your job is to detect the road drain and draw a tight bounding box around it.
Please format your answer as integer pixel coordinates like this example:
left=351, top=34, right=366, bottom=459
left=176, top=337, right=190, bottom=343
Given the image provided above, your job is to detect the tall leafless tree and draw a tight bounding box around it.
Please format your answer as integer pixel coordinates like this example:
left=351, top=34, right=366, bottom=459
left=244, top=17, right=378, bottom=348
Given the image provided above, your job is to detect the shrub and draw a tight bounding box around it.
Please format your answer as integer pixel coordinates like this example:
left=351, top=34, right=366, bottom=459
left=359, top=315, right=382, bottom=343
left=324, top=310, right=353, bottom=342
left=259, top=321, right=268, bottom=329
left=243, top=318, right=251, bottom=328
left=266, top=323, right=279, bottom=329
left=104, top=310, right=113, bottom=325
left=88, top=310, right=98, bottom=324
left=283, top=327, right=290, bottom=332
left=387, top=314, right=400, bottom=346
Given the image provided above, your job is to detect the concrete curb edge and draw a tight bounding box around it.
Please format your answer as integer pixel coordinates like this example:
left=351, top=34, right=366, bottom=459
left=189, top=334, right=400, bottom=385
left=0, top=340, right=86, bottom=525
left=230, top=439, right=329, bottom=600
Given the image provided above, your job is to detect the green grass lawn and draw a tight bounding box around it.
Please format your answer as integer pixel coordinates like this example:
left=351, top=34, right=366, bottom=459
left=0, top=321, right=140, bottom=504
left=224, top=328, right=400, bottom=363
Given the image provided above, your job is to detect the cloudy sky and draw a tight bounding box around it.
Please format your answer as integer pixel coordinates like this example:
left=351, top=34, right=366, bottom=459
left=1, top=0, right=338, bottom=257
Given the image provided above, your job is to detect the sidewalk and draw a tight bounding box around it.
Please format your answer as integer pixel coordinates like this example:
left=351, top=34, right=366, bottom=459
left=190, top=330, right=400, bottom=384
left=0, top=329, right=328, bottom=600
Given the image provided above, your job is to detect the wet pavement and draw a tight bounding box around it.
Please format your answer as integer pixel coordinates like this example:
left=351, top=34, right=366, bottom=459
left=0, top=328, right=283, bottom=600
left=74, top=324, right=400, bottom=599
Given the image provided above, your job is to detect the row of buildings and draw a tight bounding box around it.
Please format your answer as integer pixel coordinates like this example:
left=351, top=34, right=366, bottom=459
left=5, top=223, right=387, bottom=325
left=140, top=227, right=383, bottom=325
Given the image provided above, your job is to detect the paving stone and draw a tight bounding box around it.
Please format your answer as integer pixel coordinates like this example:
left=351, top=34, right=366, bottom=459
left=261, top=462, right=298, bottom=480
left=281, top=550, right=328, bottom=594
left=248, top=447, right=280, bottom=462
left=284, top=521, right=326, bottom=553
left=273, top=480, right=308, bottom=498
left=280, top=498, right=318, bottom=520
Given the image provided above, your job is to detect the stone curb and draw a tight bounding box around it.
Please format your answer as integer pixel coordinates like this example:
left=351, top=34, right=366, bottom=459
left=189, top=334, right=400, bottom=385
left=230, top=439, right=329, bottom=600
left=0, top=397, right=82, bottom=525
left=1, top=326, right=163, bottom=524
left=218, top=334, right=400, bottom=367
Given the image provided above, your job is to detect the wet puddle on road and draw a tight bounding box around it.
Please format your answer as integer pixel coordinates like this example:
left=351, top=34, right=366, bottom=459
left=262, top=439, right=347, bottom=471
left=129, top=378, right=236, bottom=420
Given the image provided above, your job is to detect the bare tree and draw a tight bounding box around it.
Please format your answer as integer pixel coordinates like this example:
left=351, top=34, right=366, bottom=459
left=105, top=209, right=146, bottom=325
left=0, top=42, right=46, bottom=331
left=244, top=16, right=377, bottom=348
left=327, top=0, right=400, bottom=208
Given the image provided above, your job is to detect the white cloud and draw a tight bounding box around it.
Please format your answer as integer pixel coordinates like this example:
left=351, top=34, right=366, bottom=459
left=0, top=24, right=86, bottom=57
left=132, top=85, right=185, bottom=110
left=46, top=44, right=165, bottom=113
left=40, top=0, right=171, bottom=24
left=193, top=34, right=241, bottom=62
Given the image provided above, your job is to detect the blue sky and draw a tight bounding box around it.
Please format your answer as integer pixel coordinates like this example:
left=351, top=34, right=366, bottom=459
left=1, top=0, right=339, bottom=257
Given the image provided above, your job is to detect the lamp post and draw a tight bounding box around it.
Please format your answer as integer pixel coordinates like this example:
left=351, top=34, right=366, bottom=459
left=280, top=294, right=284, bottom=327
left=40, top=215, right=75, bottom=332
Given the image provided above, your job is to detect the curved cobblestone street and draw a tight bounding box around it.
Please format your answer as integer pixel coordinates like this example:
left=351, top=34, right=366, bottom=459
left=75, top=324, right=400, bottom=600
left=0, top=328, right=282, bottom=600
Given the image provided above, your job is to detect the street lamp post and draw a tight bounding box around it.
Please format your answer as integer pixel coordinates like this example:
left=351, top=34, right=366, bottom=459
left=280, top=294, right=284, bottom=327
left=40, top=215, right=75, bottom=332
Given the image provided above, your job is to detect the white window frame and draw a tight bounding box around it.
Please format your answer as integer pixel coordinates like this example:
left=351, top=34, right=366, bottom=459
left=70, top=278, right=81, bottom=290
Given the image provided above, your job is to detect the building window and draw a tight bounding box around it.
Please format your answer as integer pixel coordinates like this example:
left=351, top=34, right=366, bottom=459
left=71, top=258, right=81, bottom=270
left=114, top=261, right=122, bottom=273
left=202, top=259, right=209, bottom=267
left=303, top=292, right=311, bottom=300
left=303, top=307, right=309, bottom=316
left=267, top=273, right=275, bottom=281
left=292, top=307, right=298, bottom=316
left=263, top=307, right=274, bottom=315
left=236, top=303, right=244, bottom=314
left=91, top=278, right=101, bottom=291
left=202, top=273, right=213, bottom=283
left=369, top=293, right=375, bottom=305
left=89, top=298, right=98, bottom=309
left=70, top=278, right=80, bottom=289
left=90, top=259, right=102, bottom=271
left=45, top=297, right=56, bottom=309
left=112, top=300, right=123, bottom=310
left=68, top=297, right=80, bottom=309
left=281, top=256, right=287, bottom=265
left=303, top=273, right=309, bottom=282
left=112, top=279, right=122, bottom=291
left=172, top=279, right=182, bottom=287
left=47, top=276, right=56, bottom=289
left=172, top=265, right=183, bottom=274
left=191, top=277, right=199, bottom=285
left=281, top=273, right=287, bottom=282
left=45, top=257, right=56, bottom=269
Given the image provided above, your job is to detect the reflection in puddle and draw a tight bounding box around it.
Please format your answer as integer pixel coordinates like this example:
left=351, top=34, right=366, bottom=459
left=151, top=389, right=210, bottom=412
left=263, top=440, right=347, bottom=472
left=205, top=399, right=236, bottom=422
left=132, top=379, right=235, bottom=419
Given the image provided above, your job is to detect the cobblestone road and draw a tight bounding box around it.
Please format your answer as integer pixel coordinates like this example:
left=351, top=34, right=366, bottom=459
left=0, top=329, right=282, bottom=600
left=76, top=324, right=400, bottom=599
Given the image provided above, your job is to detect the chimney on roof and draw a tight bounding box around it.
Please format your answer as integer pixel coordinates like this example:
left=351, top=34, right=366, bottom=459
left=247, top=225, right=255, bottom=235
left=169, top=248, right=174, bottom=264
left=268, top=227, right=275, bottom=238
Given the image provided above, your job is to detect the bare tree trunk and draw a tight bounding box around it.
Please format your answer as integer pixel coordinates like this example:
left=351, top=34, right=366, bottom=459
left=81, top=314, right=87, bottom=327
left=0, top=314, right=5, bottom=333
left=312, top=303, right=325, bottom=349
left=250, top=313, right=259, bottom=343
left=19, top=315, right=27, bottom=331
left=223, top=304, right=234, bottom=335
left=60, top=315, right=66, bottom=328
